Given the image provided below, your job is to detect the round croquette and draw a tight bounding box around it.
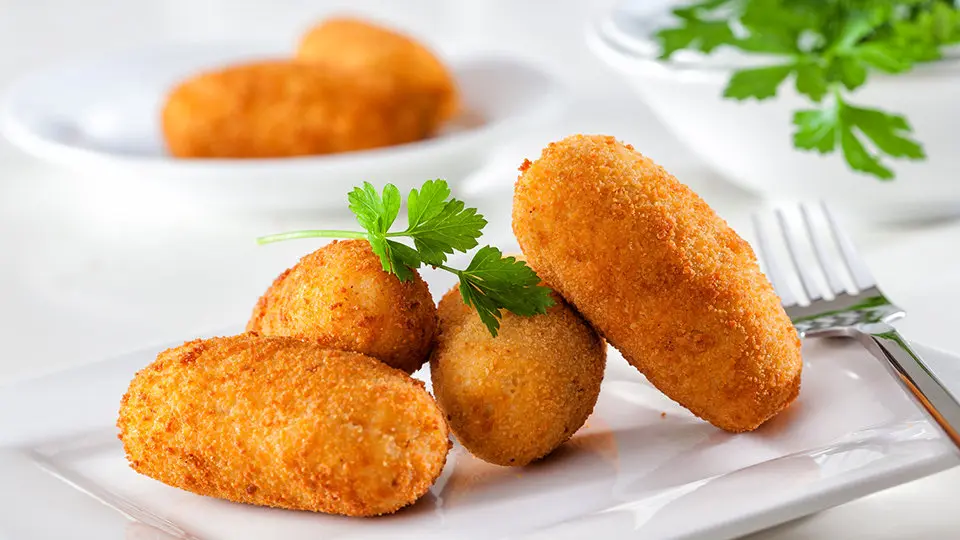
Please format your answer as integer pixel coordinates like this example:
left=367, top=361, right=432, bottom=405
left=430, top=286, right=606, bottom=466
left=247, top=239, right=437, bottom=374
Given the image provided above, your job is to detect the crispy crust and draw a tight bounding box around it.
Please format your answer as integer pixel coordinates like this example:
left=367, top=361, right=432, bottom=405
left=512, top=134, right=802, bottom=432
left=247, top=239, right=437, bottom=374
left=117, top=334, right=451, bottom=516
left=161, top=60, right=444, bottom=158
left=297, top=17, right=459, bottom=121
left=430, top=286, right=606, bottom=466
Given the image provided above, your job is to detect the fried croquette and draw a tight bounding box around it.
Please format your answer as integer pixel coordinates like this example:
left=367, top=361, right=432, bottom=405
left=430, top=285, right=606, bottom=466
left=247, top=239, right=437, bottom=374
left=297, top=17, right=459, bottom=121
left=161, top=60, right=444, bottom=158
left=512, top=134, right=802, bottom=433
left=117, top=334, right=450, bottom=516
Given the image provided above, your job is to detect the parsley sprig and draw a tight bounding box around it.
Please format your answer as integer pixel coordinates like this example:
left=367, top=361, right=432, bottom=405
left=656, top=0, right=960, bottom=180
left=257, top=180, right=554, bottom=336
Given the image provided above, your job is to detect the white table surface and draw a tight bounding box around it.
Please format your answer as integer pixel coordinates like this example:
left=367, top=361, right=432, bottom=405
left=2, top=1, right=960, bottom=538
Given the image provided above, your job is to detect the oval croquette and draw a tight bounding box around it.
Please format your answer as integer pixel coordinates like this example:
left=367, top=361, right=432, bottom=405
left=247, top=239, right=437, bottom=374
left=512, top=134, right=802, bottom=432
left=161, top=60, right=443, bottom=158
left=117, top=334, right=451, bottom=516
left=430, top=286, right=606, bottom=466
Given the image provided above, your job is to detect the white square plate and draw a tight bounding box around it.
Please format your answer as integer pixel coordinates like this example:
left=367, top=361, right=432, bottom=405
left=1, top=337, right=957, bottom=540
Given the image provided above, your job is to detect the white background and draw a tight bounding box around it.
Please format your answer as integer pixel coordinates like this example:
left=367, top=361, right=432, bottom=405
left=2, top=0, right=960, bottom=537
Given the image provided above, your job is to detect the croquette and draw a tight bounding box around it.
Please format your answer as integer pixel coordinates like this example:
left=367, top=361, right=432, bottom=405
left=297, top=17, right=459, bottom=121
left=512, top=134, right=802, bottom=432
left=117, top=334, right=451, bottom=516
left=161, top=60, right=444, bottom=158
left=247, top=239, right=437, bottom=374
left=430, top=285, right=606, bottom=466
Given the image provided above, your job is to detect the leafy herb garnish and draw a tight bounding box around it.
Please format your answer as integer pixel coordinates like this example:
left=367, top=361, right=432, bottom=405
left=257, top=180, right=554, bottom=336
left=656, top=0, right=960, bottom=180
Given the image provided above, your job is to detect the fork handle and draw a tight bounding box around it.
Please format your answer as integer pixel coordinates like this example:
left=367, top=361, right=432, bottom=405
left=858, top=324, right=960, bottom=450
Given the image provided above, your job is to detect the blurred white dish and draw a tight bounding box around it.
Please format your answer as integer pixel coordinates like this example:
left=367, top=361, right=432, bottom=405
left=587, top=0, right=960, bottom=224
left=0, top=42, right=566, bottom=213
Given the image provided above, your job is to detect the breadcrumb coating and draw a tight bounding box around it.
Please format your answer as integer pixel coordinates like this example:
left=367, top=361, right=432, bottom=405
left=162, top=61, right=443, bottom=158
left=297, top=17, right=459, bottom=121
left=247, top=240, right=437, bottom=374
left=431, top=286, right=606, bottom=466
left=512, top=134, right=802, bottom=432
left=117, top=334, right=450, bottom=516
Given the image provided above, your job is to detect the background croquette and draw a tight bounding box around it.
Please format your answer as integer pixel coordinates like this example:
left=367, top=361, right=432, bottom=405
left=297, top=17, right=459, bottom=122
left=247, top=239, right=437, bottom=374
left=117, top=334, right=451, bottom=516
left=161, top=61, right=444, bottom=158
left=430, top=285, right=606, bottom=467
left=512, top=134, right=802, bottom=433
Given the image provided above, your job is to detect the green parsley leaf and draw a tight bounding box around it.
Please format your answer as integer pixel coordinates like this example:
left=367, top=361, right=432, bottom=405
left=930, top=2, right=960, bottom=43
left=827, top=56, right=868, bottom=91
left=367, top=236, right=413, bottom=282
left=793, top=106, right=839, bottom=153
left=457, top=279, right=504, bottom=337
left=832, top=12, right=882, bottom=53
left=672, top=0, right=735, bottom=21
left=347, top=182, right=400, bottom=235
left=855, top=42, right=911, bottom=73
left=738, top=0, right=816, bottom=54
left=792, top=95, right=922, bottom=180
left=405, top=198, right=486, bottom=266
left=456, top=247, right=555, bottom=336
left=794, top=60, right=829, bottom=101
left=840, top=127, right=894, bottom=180
left=842, top=104, right=925, bottom=160
left=406, top=179, right=450, bottom=231
left=888, top=12, right=949, bottom=63
left=723, top=64, right=795, bottom=100
left=656, top=20, right=736, bottom=59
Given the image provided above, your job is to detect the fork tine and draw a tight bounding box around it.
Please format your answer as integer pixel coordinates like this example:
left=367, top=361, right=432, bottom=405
left=751, top=213, right=800, bottom=307
left=800, top=202, right=848, bottom=297
left=821, top=201, right=877, bottom=291
left=775, top=207, right=823, bottom=302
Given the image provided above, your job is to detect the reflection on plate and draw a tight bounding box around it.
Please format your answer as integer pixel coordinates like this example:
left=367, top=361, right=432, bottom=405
left=0, top=334, right=956, bottom=539
left=0, top=42, right=566, bottom=213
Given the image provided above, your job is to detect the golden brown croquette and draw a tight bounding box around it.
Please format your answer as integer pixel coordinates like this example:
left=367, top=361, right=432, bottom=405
left=117, top=334, right=450, bottom=516
left=247, top=239, right=437, bottom=374
left=162, top=61, right=443, bottom=158
left=430, top=285, right=606, bottom=466
left=512, top=134, right=802, bottom=432
left=297, top=17, right=459, bottom=122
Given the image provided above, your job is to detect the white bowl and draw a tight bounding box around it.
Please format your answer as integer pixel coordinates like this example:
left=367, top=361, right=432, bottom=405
left=587, top=0, right=960, bottom=224
left=1, top=41, right=566, bottom=214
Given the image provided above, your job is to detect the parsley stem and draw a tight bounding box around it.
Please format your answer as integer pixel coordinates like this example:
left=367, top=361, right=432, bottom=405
left=436, top=264, right=461, bottom=275
left=256, top=230, right=367, bottom=245
left=831, top=84, right=844, bottom=105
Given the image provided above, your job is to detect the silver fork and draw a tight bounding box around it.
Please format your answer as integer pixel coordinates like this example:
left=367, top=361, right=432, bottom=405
left=752, top=201, right=960, bottom=449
